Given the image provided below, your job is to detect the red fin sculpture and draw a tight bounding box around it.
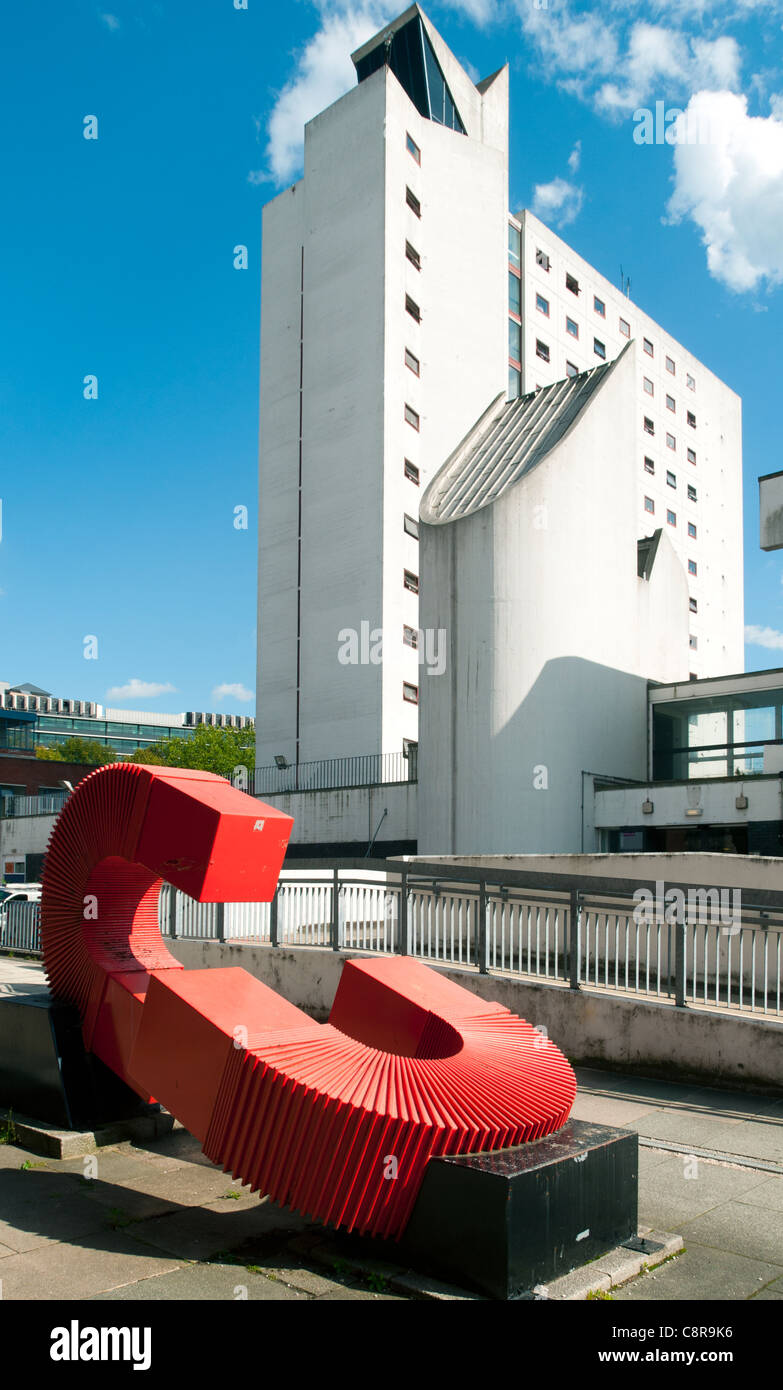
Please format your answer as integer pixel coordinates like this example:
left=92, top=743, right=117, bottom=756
left=41, top=763, right=576, bottom=1238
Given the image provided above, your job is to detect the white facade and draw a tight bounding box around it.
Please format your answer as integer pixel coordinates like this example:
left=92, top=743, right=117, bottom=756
left=418, top=344, right=691, bottom=855
left=511, top=210, right=743, bottom=679
left=256, top=6, right=508, bottom=772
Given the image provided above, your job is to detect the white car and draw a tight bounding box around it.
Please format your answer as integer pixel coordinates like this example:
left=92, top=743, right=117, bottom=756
left=0, top=884, right=42, bottom=944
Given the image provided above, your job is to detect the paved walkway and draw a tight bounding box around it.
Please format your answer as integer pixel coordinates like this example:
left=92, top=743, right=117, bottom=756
left=1, top=956, right=781, bottom=1300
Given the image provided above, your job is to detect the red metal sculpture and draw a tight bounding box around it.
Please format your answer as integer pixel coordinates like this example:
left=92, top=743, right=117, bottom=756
left=41, top=763, right=576, bottom=1239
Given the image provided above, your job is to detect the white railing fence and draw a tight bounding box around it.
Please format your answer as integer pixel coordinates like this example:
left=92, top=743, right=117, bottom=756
left=3, top=868, right=781, bottom=1019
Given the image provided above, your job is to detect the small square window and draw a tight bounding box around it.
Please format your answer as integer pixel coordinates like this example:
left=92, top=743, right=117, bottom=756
left=404, top=403, right=420, bottom=430
left=644, top=416, right=655, bottom=435
left=619, top=317, right=630, bottom=338
left=594, top=295, right=605, bottom=317
left=404, top=513, right=419, bottom=539
left=405, top=294, right=421, bottom=322
left=403, top=569, right=419, bottom=594
left=643, top=338, right=654, bottom=357
left=666, top=394, right=675, bottom=412
left=566, top=272, right=580, bottom=295
left=406, top=186, right=421, bottom=218
left=643, top=377, right=654, bottom=396
left=688, top=559, right=697, bottom=576
left=666, top=432, right=676, bottom=451
left=687, top=447, right=696, bottom=464
left=689, top=597, right=698, bottom=613
left=687, top=484, right=697, bottom=501
left=405, top=240, right=421, bottom=270
left=594, top=338, right=606, bottom=359
left=644, top=456, right=655, bottom=474
left=404, top=458, right=420, bottom=485
left=405, top=347, right=420, bottom=376
left=536, top=293, right=549, bottom=316
left=666, top=470, right=676, bottom=488
left=536, top=247, right=550, bottom=271
left=688, top=522, right=697, bottom=539
left=403, top=624, right=418, bottom=649
left=689, top=635, right=698, bottom=650
left=403, top=681, right=419, bottom=704
left=644, top=496, right=655, bottom=514
left=667, top=509, right=676, bottom=527
left=536, top=338, right=550, bottom=362
left=687, top=373, right=696, bottom=391
left=566, top=361, right=578, bottom=379
left=665, top=356, right=675, bottom=375
left=508, top=365, right=521, bottom=399
left=566, top=317, right=579, bottom=339
left=687, top=411, right=696, bottom=428
left=406, top=132, right=421, bottom=164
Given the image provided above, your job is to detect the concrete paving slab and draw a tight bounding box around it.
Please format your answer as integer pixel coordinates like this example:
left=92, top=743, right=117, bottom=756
left=91, top=1262, right=310, bottom=1301
left=679, top=1201, right=783, bottom=1268
left=627, top=1111, right=780, bottom=1157
left=734, top=1176, right=783, bottom=1213
left=612, top=1243, right=782, bottom=1302
left=128, top=1198, right=308, bottom=1262
left=0, top=1229, right=183, bottom=1299
left=571, top=1093, right=657, bottom=1126
left=636, top=1155, right=772, bottom=1229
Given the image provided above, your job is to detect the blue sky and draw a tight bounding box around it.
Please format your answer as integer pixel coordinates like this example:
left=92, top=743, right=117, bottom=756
left=1, top=0, right=782, bottom=715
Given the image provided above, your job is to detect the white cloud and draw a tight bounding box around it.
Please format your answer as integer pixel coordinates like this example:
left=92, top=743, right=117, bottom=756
left=567, top=140, right=582, bottom=173
left=744, top=624, right=783, bottom=650
left=531, top=175, right=584, bottom=227
left=667, top=91, right=783, bottom=291
left=99, top=13, right=120, bottom=30
left=106, top=678, right=177, bottom=701
left=264, top=2, right=399, bottom=185
left=440, top=0, right=500, bottom=23
left=212, top=682, right=254, bottom=704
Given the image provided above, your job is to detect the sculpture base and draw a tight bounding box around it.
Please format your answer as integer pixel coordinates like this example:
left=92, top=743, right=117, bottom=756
left=0, top=992, right=156, bottom=1131
left=399, top=1119, right=638, bottom=1300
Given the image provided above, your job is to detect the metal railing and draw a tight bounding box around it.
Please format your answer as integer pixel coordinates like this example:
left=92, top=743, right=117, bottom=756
left=5, top=864, right=782, bottom=1018
left=0, top=791, right=69, bottom=818
left=253, top=751, right=417, bottom=796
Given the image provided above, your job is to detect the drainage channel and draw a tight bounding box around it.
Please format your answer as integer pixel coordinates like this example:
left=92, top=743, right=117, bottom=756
left=639, top=1135, right=783, bottom=1176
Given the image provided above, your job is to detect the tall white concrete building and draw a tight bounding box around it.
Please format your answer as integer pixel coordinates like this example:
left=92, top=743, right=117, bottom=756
left=257, top=4, right=508, bottom=773
left=256, top=4, right=744, bottom=822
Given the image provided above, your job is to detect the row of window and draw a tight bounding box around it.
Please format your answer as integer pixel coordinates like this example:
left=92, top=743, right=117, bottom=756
left=643, top=418, right=697, bottom=453
left=644, top=457, right=698, bottom=499
left=642, top=378, right=696, bottom=424
left=528, top=233, right=697, bottom=391
left=643, top=499, right=698, bottom=539
left=535, top=333, right=606, bottom=364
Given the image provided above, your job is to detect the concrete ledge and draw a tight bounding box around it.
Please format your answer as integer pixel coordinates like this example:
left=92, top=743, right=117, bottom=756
left=169, top=940, right=783, bottom=1091
left=0, top=1105, right=177, bottom=1159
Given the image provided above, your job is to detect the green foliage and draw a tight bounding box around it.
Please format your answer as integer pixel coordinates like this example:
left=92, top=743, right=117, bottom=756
left=0, top=1109, right=18, bottom=1145
left=126, top=723, right=255, bottom=780
left=35, top=737, right=118, bottom=765
left=587, top=1288, right=614, bottom=1300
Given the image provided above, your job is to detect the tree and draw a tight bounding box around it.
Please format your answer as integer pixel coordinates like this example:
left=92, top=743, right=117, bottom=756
left=35, top=738, right=118, bottom=765
left=126, top=723, right=255, bottom=781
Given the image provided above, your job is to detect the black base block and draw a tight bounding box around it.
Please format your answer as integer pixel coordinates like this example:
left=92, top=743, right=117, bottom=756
left=399, top=1119, right=638, bottom=1300
left=0, top=992, right=157, bottom=1130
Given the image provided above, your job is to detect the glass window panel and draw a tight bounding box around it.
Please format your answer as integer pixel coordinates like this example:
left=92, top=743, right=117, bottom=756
left=508, top=224, right=521, bottom=268
left=508, top=318, right=521, bottom=361
left=508, top=270, right=520, bottom=315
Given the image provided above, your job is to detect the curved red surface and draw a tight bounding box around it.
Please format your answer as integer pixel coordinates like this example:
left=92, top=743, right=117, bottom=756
left=41, top=763, right=576, bottom=1238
